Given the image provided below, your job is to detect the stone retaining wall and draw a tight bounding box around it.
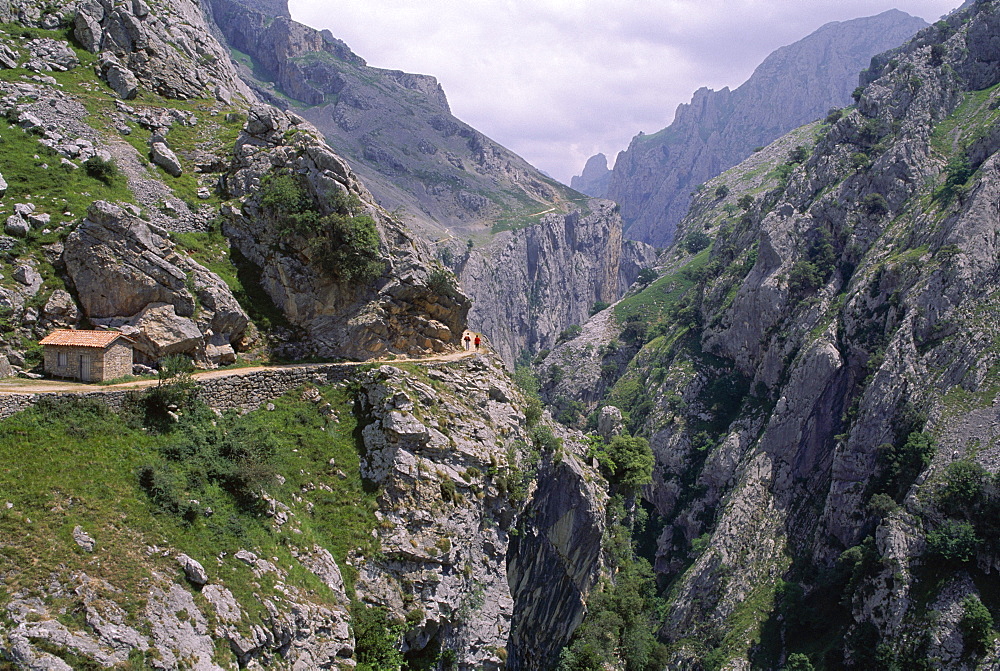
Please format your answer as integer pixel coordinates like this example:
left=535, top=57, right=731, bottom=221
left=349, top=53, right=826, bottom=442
left=0, top=363, right=360, bottom=420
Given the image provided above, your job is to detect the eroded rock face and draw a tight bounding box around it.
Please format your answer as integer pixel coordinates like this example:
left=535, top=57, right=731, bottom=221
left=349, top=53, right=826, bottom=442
left=63, top=200, right=249, bottom=365
left=460, top=200, right=657, bottom=365
left=352, top=356, right=606, bottom=670
left=584, top=2, right=1000, bottom=665
left=221, top=104, right=470, bottom=360
left=68, top=0, right=253, bottom=101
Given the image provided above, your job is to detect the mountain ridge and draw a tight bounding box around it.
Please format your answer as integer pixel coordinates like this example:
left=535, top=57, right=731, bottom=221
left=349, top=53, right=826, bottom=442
left=599, top=8, right=930, bottom=247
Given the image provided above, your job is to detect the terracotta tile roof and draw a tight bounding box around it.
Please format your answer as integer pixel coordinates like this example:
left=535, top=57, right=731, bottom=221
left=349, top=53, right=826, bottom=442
left=38, top=330, right=134, bottom=348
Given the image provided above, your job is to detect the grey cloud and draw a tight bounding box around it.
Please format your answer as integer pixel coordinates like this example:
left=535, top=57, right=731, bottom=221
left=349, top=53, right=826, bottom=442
left=289, top=0, right=960, bottom=183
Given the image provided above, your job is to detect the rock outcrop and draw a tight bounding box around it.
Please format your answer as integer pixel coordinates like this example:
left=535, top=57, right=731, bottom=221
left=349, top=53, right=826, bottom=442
left=352, top=356, right=607, bottom=669
left=64, top=201, right=250, bottom=365
left=606, top=9, right=929, bottom=246
left=565, top=2, right=1000, bottom=666
left=221, top=104, right=470, bottom=360
left=459, top=199, right=657, bottom=365
left=569, top=153, right=612, bottom=198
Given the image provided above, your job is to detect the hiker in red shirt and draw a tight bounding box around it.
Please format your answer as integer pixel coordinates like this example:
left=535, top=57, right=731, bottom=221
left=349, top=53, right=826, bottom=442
left=464, top=333, right=471, bottom=350
left=474, top=335, right=481, bottom=349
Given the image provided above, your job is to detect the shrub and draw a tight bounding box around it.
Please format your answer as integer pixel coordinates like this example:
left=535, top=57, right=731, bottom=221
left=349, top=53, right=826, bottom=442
left=926, top=519, right=980, bottom=564
left=440, top=479, right=457, bottom=503
left=788, top=145, right=809, bottom=164
left=531, top=424, right=562, bottom=453
left=427, top=268, right=462, bottom=300
left=785, top=653, right=815, bottom=670
left=683, top=231, right=711, bottom=254
left=878, top=431, right=935, bottom=501
left=594, top=435, right=654, bottom=492
left=83, top=155, right=118, bottom=184
left=939, top=460, right=987, bottom=514
left=714, top=184, right=730, bottom=199
left=635, top=268, right=657, bottom=285
left=589, top=301, right=610, bottom=316
left=936, top=154, right=973, bottom=205
left=558, top=324, right=583, bottom=342
left=825, top=108, right=844, bottom=124
left=850, top=152, right=871, bottom=171
left=738, top=194, right=755, bottom=211
left=959, top=595, right=994, bottom=653
left=319, top=213, right=384, bottom=282
left=861, top=193, right=889, bottom=216
left=352, top=604, right=404, bottom=670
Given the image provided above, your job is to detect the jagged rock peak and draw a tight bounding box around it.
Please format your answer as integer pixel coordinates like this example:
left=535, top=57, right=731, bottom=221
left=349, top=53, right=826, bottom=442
left=570, top=152, right=612, bottom=198
left=607, top=9, right=929, bottom=247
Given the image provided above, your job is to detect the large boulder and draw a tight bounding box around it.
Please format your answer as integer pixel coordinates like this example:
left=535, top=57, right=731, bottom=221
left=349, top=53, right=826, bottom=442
left=64, top=201, right=249, bottom=364
left=128, top=303, right=204, bottom=358
left=150, top=141, right=182, bottom=176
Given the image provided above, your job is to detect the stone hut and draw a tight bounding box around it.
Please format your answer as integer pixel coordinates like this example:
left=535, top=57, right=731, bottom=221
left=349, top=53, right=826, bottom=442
left=38, top=330, right=134, bottom=382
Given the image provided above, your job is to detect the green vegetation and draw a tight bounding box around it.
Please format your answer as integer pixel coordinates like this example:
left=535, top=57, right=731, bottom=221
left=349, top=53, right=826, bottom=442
left=615, top=250, right=710, bottom=326
left=0, top=119, right=134, bottom=222
left=875, top=431, right=935, bottom=502
left=0, top=380, right=380, bottom=641
left=352, top=603, right=405, bottom=671
left=171, top=225, right=290, bottom=334
left=959, top=595, right=994, bottom=653
left=683, top=230, right=711, bottom=254
left=558, top=324, right=583, bottom=342
left=257, top=172, right=385, bottom=282
left=926, top=519, right=980, bottom=564
left=786, top=228, right=835, bottom=299
left=589, top=435, right=654, bottom=494
left=557, top=497, right=668, bottom=671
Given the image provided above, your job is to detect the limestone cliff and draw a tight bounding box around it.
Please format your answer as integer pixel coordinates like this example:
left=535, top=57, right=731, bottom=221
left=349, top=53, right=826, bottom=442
left=458, top=200, right=657, bottom=366
left=559, top=2, right=1000, bottom=666
left=606, top=9, right=929, bottom=247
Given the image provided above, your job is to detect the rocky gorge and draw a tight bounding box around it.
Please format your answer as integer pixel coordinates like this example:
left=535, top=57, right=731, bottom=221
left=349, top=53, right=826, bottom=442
left=4, top=0, right=1000, bottom=669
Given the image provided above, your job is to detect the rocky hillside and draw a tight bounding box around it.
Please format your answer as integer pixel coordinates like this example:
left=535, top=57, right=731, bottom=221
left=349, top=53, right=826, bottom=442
left=542, top=2, right=1000, bottom=667
left=204, top=0, right=587, bottom=242
left=0, top=0, right=472, bottom=376
left=0, top=351, right=612, bottom=670
left=604, top=9, right=929, bottom=247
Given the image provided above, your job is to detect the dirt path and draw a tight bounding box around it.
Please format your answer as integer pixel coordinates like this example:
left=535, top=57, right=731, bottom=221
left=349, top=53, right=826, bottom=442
left=0, top=334, right=487, bottom=396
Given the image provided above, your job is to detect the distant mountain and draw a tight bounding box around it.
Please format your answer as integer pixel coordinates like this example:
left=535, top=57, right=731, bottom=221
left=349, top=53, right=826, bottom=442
left=569, top=153, right=612, bottom=197
left=605, top=9, right=929, bottom=247
left=205, top=0, right=585, bottom=241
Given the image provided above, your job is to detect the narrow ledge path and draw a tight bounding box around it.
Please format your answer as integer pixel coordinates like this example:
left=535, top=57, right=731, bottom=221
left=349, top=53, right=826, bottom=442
left=0, top=331, right=488, bottom=396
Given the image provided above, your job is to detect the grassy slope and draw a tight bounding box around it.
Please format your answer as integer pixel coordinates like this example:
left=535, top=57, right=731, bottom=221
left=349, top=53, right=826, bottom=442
left=0, top=381, right=378, bottom=663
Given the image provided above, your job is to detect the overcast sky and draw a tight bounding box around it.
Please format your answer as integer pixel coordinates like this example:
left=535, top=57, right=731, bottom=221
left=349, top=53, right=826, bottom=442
left=288, top=1, right=961, bottom=184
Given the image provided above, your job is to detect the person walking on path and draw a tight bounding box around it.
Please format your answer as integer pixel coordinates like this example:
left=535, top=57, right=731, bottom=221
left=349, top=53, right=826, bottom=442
left=464, top=333, right=471, bottom=350
left=474, top=335, right=481, bottom=349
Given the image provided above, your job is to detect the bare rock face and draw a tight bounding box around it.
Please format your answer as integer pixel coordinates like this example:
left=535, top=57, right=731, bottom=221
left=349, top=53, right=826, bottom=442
left=205, top=0, right=579, bottom=241
left=69, top=0, right=254, bottom=102
left=353, top=357, right=606, bottom=669
left=569, top=152, right=612, bottom=198
left=221, top=104, right=470, bottom=360
left=459, top=200, right=657, bottom=365
left=63, top=201, right=249, bottom=365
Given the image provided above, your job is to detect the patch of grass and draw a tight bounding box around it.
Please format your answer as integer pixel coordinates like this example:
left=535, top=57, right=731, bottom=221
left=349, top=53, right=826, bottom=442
left=0, top=381, right=378, bottom=642
left=615, top=249, right=710, bottom=324
left=0, top=122, right=134, bottom=221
